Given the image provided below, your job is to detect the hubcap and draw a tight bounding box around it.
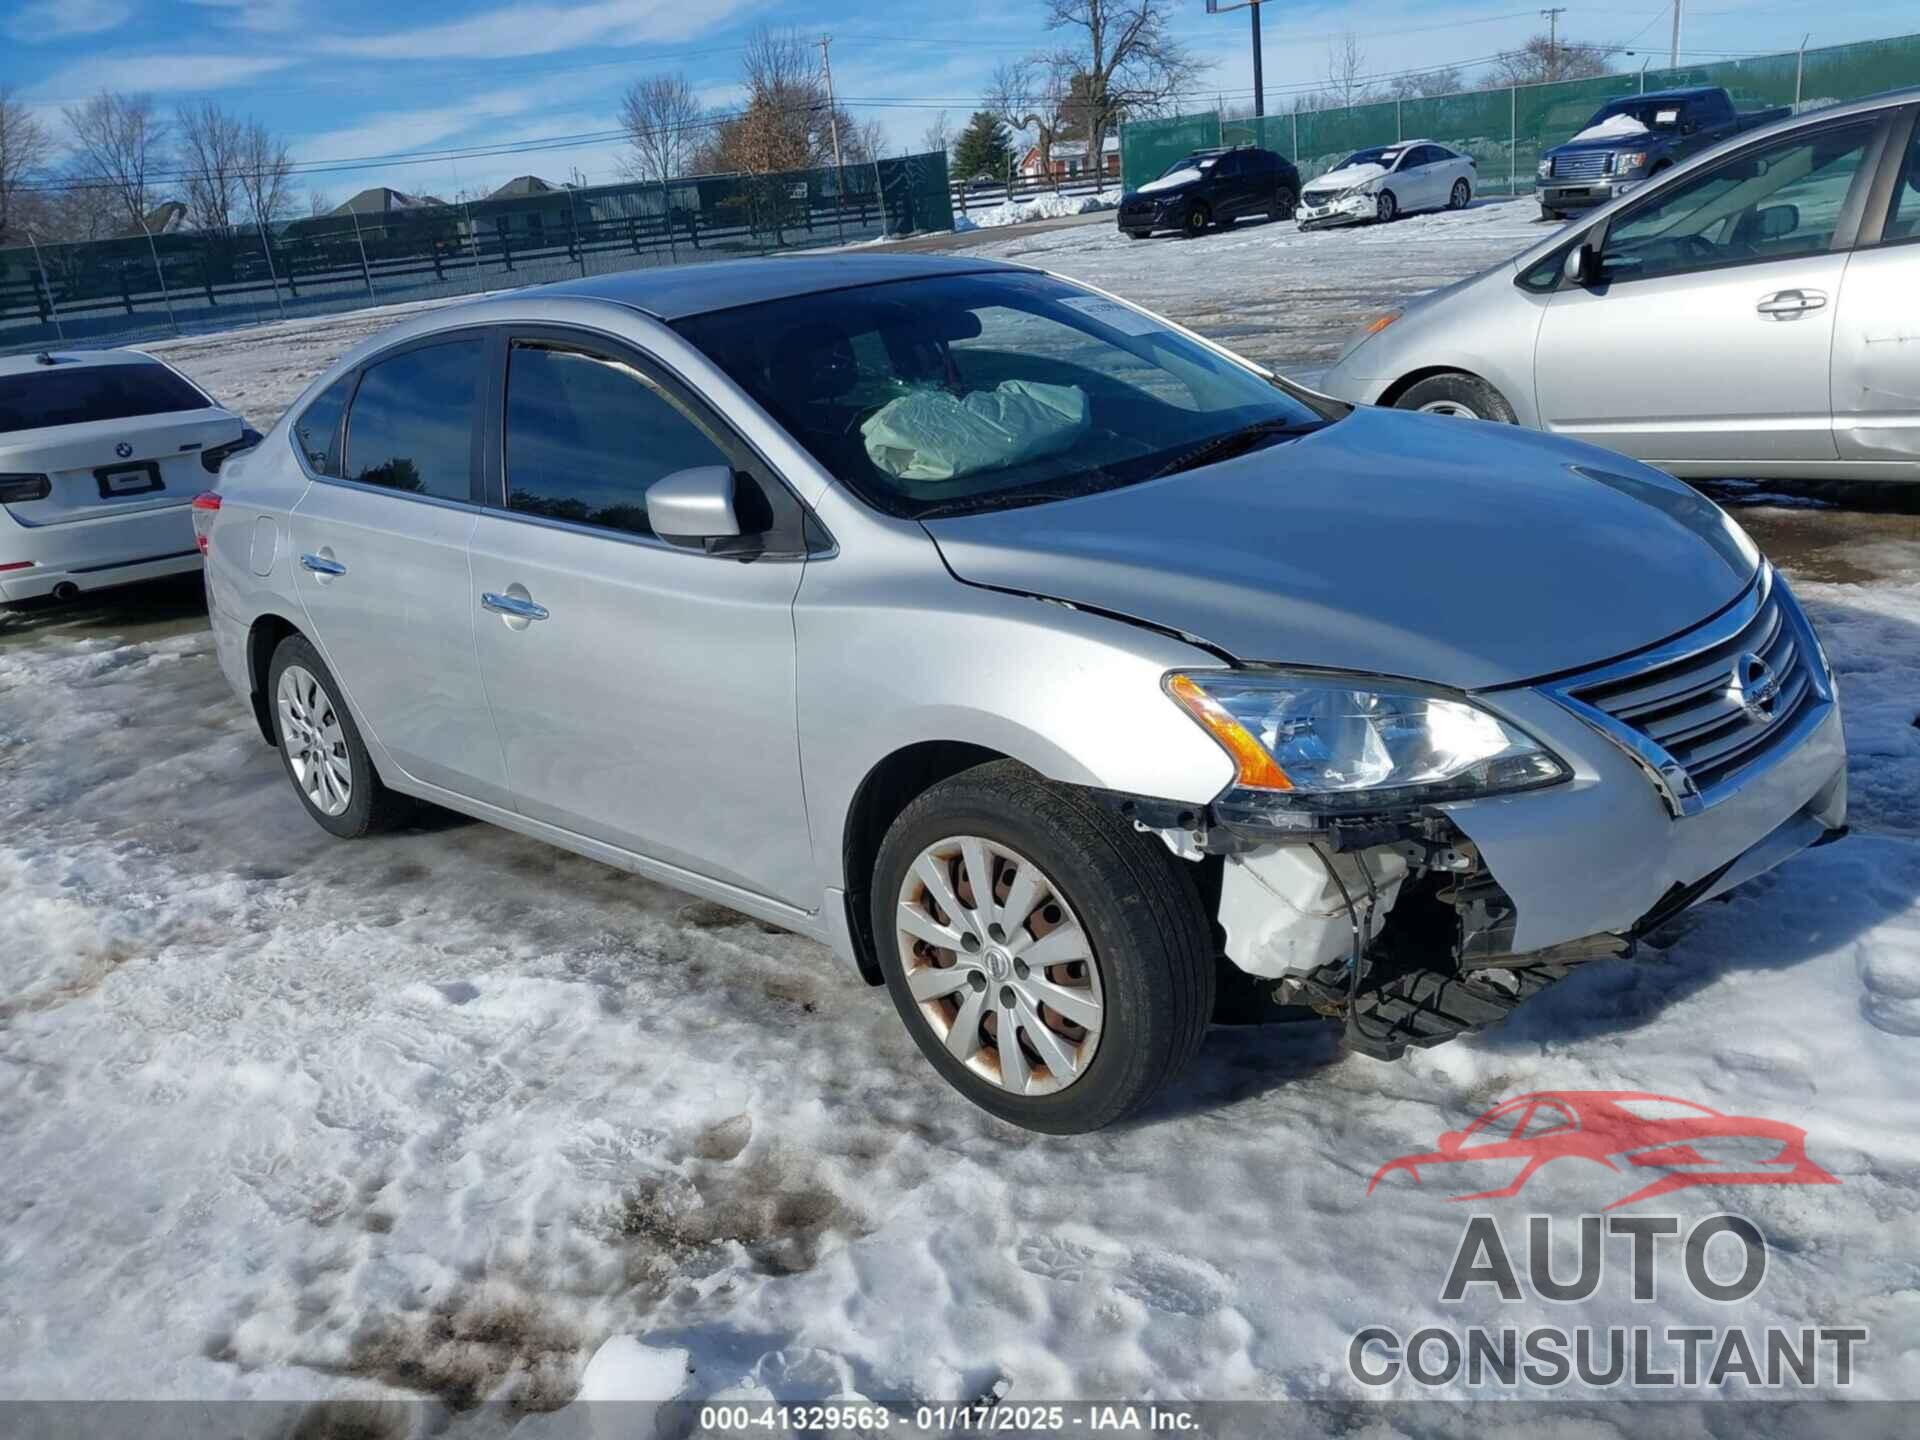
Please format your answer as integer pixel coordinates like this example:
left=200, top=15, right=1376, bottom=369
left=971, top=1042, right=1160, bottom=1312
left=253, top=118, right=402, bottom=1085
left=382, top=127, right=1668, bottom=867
left=276, top=664, right=353, bottom=817
left=1417, top=400, right=1479, bottom=418
left=896, top=836, right=1104, bottom=1096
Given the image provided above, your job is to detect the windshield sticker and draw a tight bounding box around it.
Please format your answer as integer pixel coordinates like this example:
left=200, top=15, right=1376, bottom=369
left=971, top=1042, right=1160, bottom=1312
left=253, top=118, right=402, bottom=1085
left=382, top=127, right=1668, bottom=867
left=1058, top=295, right=1162, bottom=336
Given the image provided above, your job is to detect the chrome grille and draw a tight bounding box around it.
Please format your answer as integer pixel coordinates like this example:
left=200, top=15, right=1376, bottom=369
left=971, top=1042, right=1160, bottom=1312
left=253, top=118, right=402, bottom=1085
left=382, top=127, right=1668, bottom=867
left=1544, top=570, right=1832, bottom=815
left=1551, top=152, right=1610, bottom=181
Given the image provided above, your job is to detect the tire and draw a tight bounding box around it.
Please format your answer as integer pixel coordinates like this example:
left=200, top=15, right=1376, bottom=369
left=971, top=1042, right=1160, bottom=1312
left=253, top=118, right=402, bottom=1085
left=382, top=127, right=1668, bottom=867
left=871, top=760, right=1214, bottom=1134
left=267, top=633, right=412, bottom=839
left=1540, top=204, right=1564, bottom=223
left=1449, top=179, right=1471, bottom=209
left=1374, top=190, right=1398, bottom=223
left=1126, top=229, right=1153, bottom=240
left=1182, top=203, right=1211, bottom=238
left=1394, top=371, right=1518, bottom=424
left=1274, top=185, right=1298, bottom=221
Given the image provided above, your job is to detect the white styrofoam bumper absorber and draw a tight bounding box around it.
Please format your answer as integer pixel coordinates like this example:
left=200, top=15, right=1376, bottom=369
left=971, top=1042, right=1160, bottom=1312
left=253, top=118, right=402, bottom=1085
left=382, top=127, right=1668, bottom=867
left=1218, top=844, right=1409, bottom=979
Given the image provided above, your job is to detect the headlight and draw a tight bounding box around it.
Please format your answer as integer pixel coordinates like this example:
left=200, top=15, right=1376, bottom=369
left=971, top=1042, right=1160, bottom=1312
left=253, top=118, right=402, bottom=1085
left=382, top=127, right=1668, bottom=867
left=1614, top=151, right=1648, bottom=173
left=1166, top=671, right=1569, bottom=825
left=1537, top=159, right=1552, bottom=178
left=1340, top=183, right=1374, bottom=199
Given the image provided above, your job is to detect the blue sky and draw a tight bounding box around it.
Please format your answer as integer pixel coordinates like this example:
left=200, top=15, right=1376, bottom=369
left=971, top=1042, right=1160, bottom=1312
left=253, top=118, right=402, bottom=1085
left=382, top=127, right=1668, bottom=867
left=3, top=0, right=1912, bottom=204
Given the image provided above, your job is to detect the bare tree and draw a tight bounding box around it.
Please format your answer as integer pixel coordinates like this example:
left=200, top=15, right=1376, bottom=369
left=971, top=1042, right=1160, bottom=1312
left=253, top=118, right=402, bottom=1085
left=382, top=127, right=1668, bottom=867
left=619, top=70, right=702, bottom=184
left=237, top=118, right=293, bottom=228
left=733, top=25, right=828, bottom=173
left=307, top=189, right=335, bottom=216
left=1490, top=34, right=1615, bottom=86
left=1388, top=65, right=1465, bottom=101
left=63, top=91, right=169, bottom=231
left=920, top=110, right=953, bottom=158
left=1034, top=1, right=1207, bottom=171
left=852, top=117, right=887, bottom=164
left=1325, top=34, right=1372, bottom=109
left=987, top=59, right=1070, bottom=176
left=1, top=86, right=51, bottom=244
left=175, top=99, right=246, bottom=236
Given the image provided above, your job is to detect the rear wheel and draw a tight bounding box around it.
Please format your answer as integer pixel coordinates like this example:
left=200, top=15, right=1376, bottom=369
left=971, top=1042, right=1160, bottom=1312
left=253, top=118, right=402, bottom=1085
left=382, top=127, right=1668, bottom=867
left=268, top=634, right=411, bottom=839
left=1274, top=185, right=1298, bottom=221
left=1126, top=229, right=1153, bottom=240
left=872, top=761, right=1214, bottom=1134
left=1374, top=190, right=1399, bottom=224
left=1395, top=371, right=1517, bottom=424
left=1449, top=179, right=1471, bottom=209
left=1182, top=202, right=1211, bottom=238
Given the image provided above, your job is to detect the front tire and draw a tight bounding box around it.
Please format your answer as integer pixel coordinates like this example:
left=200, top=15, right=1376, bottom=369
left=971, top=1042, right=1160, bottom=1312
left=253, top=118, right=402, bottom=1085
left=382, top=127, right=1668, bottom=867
left=1539, top=204, right=1564, bottom=223
left=871, top=761, right=1214, bottom=1134
left=1126, top=229, right=1153, bottom=240
left=1274, top=185, right=1298, bottom=221
left=267, top=634, right=411, bottom=839
left=1395, top=371, right=1517, bottom=423
left=1374, top=190, right=1398, bottom=224
left=1449, top=179, right=1471, bottom=209
left=1182, top=203, right=1211, bottom=238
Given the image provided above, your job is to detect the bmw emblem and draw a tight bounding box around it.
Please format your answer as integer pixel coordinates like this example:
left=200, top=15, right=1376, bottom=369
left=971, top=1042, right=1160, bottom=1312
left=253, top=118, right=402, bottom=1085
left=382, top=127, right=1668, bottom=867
left=1732, top=651, right=1782, bottom=723
left=115, top=441, right=133, bottom=458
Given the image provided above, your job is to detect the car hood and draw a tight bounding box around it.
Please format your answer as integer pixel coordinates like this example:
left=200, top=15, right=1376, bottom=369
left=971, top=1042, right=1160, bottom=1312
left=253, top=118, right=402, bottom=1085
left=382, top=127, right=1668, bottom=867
left=922, top=407, right=1759, bottom=690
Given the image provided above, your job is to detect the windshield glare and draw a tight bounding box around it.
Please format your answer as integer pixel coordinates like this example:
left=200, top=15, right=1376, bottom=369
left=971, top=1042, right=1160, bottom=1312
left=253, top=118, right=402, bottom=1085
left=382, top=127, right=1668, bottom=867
left=1157, top=154, right=1216, bottom=178
left=674, top=272, right=1335, bottom=519
left=1337, top=147, right=1399, bottom=170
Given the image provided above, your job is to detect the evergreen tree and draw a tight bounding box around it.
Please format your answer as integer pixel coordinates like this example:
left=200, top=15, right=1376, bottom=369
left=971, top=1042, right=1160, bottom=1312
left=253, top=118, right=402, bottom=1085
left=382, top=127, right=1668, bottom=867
left=951, top=111, right=1013, bottom=181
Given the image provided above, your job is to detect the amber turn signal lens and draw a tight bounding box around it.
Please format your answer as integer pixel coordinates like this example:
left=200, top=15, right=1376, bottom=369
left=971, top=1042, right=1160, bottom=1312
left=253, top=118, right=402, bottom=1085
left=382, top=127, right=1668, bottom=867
left=1166, top=673, right=1294, bottom=792
left=1362, top=312, right=1398, bottom=339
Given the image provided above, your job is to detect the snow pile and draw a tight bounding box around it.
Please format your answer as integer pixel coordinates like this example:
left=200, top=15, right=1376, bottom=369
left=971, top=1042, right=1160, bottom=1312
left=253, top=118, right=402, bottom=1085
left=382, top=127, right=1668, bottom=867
left=1569, top=112, right=1652, bottom=143
left=952, top=187, right=1121, bottom=231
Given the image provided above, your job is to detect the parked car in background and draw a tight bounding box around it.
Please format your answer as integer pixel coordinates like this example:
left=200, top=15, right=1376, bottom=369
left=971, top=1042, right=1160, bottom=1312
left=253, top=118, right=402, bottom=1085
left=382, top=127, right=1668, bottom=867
left=0, top=349, right=254, bottom=607
left=1296, top=140, right=1476, bottom=228
left=1116, top=145, right=1300, bottom=238
left=1537, top=87, right=1791, bottom=221
left=199, top=253, right=1845, bottom=1133
left=1318, top=90, right=1920, bottom=483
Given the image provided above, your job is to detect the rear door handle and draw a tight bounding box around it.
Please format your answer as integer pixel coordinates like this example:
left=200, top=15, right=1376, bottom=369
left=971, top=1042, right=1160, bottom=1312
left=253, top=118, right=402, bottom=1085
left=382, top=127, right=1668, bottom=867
left=1756, top=289, right=1827, bottom=318
left=299, top=553, right=346, bottom=576
left=481, top=591, right=549, bottom=622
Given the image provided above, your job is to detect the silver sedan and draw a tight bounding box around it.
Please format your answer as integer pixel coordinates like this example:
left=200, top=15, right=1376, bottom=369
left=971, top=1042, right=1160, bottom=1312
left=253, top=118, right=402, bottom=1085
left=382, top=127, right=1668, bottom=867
left=198, top=252, right=1845, bottom=1133
left=1317, top=88, right=1920, bottom=483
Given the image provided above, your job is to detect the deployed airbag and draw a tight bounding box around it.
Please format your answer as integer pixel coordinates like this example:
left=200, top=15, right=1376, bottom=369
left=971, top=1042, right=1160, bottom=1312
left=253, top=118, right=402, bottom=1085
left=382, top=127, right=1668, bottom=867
left=862, top=381, right=1089, bottom=483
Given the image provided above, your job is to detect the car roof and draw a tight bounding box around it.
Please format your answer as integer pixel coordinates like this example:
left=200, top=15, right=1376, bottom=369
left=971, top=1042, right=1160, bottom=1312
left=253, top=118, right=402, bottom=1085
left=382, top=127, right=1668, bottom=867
left=1623, top=86, right=1723, bottom=102
left=534, top=253, right=1024, bottom=322
left=0, top=347, right=161, bottom=378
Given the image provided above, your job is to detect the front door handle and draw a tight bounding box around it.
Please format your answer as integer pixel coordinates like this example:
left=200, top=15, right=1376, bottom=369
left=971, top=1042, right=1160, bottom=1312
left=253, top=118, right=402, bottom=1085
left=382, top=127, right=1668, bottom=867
left=481, top=591, right=549, bottom=622
left=1756, top=288, right=1828, bottom=319
left=299, top=553, right=346, bottom=576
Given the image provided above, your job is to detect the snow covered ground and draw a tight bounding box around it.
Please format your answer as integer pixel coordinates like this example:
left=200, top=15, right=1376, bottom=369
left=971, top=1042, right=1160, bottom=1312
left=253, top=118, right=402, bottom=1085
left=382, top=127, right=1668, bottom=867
left=952, top=187, right=1122, bottom=232
left=5, top=200, right=1920, bottom=1426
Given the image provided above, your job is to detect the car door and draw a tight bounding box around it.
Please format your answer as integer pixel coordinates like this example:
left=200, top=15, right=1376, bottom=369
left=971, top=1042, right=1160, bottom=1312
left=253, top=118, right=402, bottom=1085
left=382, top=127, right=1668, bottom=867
left=1831, top=106, right=1920, bottom=465
left=1401, top=147, right=1441, bottom=209
left=288, top=330, right=511, bottom=807
left=1533, top=114, right=1884, bottom=466
left=465, top=327, right=817, bottom=908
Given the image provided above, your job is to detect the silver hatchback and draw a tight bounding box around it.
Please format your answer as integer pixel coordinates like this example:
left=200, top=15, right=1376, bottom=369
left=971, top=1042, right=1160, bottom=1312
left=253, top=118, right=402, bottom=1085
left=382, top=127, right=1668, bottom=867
left=200, top=253, right=1846, bottom=1132
left=1318, top=89, right=1920, bottom=483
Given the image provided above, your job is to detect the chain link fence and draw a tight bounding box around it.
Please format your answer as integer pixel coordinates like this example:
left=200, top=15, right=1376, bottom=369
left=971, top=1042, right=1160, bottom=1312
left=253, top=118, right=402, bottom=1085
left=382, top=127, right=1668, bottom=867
left=1122, top=31, right=1920, bottom=194
left=0, top=152, right=954, bottom=356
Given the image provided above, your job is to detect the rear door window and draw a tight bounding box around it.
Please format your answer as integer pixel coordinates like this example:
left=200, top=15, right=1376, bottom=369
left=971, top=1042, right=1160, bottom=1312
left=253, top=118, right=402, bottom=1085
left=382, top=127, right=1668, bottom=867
left=0, top=363, right=210, bottom=435
left=293, top=373, right=356, bottom=477
left=502, top=339, right=730, bottom=538
left=342, top=336, right=483, bottom=501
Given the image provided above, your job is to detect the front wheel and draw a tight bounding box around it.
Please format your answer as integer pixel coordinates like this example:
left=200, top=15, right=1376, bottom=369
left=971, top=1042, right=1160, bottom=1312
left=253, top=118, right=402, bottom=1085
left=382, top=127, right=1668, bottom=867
left=1374, top=190, right=1398, bottom=224
left=1182, top=203, right=1211, bottom=238
left=1449, top=179, right=1471, bottom=209
left=1395, top=371, right=1517, bottom=424
left=1274, top=185, right=1298, bottom=221
left=1539, top=204, right=1564, bottom=223
left=872, top=761, right=1214, bottom=1134
left=1126, top=229, right=1153, bottom=240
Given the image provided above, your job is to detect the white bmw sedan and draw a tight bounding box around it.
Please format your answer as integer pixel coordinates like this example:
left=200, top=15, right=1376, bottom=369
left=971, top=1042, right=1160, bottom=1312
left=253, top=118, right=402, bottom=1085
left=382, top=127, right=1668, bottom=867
left=0, top=349, right=253, bottom=607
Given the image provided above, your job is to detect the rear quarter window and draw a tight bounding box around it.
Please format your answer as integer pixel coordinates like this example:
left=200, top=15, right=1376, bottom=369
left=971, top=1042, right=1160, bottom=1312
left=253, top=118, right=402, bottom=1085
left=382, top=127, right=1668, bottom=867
left=0, top=363, right=211, bottom=435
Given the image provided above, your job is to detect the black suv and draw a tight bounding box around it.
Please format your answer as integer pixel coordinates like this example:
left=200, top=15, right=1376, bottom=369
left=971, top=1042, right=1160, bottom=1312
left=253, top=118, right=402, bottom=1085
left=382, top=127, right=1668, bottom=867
left=1116, top=146, right=1301, bottom=239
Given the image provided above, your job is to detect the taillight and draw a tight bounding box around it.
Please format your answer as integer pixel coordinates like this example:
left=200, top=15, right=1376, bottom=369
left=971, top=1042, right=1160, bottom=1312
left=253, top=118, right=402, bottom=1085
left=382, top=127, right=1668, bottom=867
left=202, top=427, right=264, bottom=474
left=0, top=473, right=52, bottom=504
left=191, top=491, right=222, bottom=554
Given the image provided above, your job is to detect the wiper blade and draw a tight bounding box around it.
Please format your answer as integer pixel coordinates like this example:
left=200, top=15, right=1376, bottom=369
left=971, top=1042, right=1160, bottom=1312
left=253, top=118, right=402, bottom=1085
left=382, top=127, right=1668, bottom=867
left=1148, top=419, right=1325, bottom=481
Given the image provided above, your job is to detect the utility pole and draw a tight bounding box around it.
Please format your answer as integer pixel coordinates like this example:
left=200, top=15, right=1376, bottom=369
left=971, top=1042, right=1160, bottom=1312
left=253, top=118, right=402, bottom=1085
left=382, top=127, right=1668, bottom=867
left=1250, top=1, right=1264, bottom=118
left=1669, top=0, right=1683, bottom=69
left=819, top=34, right=846, bottom=244
left=1540, top=8, right=1566, bottom=79
left=819, top=35, right=845, bottom=175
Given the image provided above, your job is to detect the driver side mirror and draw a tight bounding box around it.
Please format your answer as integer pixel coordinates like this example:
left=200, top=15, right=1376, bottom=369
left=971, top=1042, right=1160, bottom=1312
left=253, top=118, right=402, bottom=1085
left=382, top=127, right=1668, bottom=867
left=1563, top=243, right=1596, bottom=285
left=1755, top=202, right=1799, bottom=241
left=647, top=464, right=741, bottom=545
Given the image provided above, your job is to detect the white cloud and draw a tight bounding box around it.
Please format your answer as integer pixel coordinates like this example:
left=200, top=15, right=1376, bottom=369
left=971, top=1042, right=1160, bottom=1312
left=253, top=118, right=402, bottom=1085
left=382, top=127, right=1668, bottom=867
left=29, top=53, right=295, bottom=102
left=187, top=0, right=305, bottom=36
left=313, top=0, right=751, bottom=62
left=5, top=0, right=131, bottom=43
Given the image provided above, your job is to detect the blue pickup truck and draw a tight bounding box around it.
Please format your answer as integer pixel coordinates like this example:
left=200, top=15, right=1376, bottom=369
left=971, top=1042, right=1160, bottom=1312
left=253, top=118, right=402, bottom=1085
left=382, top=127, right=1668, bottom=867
left=1535, top=86, right=1791, bottom=221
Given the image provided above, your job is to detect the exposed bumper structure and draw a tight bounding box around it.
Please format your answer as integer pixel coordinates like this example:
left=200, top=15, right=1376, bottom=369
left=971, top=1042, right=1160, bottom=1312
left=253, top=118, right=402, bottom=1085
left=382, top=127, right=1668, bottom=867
left=1296, top=192, right=1373, bottom=228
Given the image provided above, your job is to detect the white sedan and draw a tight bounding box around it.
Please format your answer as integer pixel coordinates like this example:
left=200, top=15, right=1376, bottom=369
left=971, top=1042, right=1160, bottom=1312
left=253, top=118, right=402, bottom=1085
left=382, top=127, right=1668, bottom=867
left=0, top=349, right=253, bottom=606
left=1297, top=140, right=1476, bottom=228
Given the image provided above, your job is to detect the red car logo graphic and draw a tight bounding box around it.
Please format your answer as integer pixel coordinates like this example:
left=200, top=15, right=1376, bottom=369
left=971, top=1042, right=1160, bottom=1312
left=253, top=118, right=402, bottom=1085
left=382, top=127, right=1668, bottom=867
left=1368, top=1091, right=1839, bottom=1211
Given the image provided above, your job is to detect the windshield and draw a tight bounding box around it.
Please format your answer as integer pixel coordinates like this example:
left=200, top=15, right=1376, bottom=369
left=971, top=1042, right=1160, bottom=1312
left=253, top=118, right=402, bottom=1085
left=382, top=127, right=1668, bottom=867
left=1334, top=147, right=1400, bottom=170
left=674, top=271, right=1336, bottom=520
left=1591, top=99, right=1685, bottom=130
left=1158, top=153, right=1219, bottom=178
